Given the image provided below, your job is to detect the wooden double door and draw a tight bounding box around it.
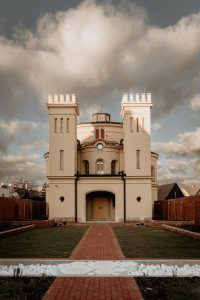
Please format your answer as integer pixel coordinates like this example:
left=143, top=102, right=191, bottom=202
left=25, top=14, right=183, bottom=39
left=92, top=197, right=109, bottom=220
left=86, top=192, right=114, bottom=221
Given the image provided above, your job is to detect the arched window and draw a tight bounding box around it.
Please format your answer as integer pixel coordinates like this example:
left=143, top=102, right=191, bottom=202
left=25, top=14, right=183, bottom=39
left=95, top=129, right=99, bottom=139
left=96, top=159, right=104, bottom=174
left=83, top=160, right=89, bottom=174
left=111, top=160, right=116, bottom=175
left=151, top=165, right=155, bottom=182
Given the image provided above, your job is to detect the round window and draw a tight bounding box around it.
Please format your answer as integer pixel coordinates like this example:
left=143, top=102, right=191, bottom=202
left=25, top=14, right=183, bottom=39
left=97, top=143, right=104, bottom=150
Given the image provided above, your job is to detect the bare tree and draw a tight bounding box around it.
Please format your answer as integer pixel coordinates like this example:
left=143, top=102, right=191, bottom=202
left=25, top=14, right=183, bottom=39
left=12, top=177, right=39, bottom=199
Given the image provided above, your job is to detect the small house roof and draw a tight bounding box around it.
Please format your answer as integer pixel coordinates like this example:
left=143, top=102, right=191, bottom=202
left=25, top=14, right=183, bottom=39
left=180, top=184, right=200, bottom=196
left=158, top=183, right=177, bottom=201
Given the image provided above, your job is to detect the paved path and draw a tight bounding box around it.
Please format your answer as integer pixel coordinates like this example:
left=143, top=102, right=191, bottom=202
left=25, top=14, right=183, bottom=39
left=43, top=225, right=143, bottom=300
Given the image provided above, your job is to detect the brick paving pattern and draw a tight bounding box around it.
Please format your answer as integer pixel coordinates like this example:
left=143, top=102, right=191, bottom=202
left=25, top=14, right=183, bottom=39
left=43, top=224, right=143, bottom=300
left=70, top=224, right=124, bottom=260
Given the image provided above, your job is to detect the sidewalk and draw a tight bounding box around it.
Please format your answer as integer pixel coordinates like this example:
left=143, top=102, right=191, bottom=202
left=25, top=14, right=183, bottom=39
left=43, top=224, right=143, bottom=300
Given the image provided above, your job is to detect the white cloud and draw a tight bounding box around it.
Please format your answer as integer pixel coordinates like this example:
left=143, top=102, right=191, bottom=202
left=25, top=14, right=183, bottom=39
left=0, top=152, right=44, bottom=185
left=1, top=1, right=200, bottom=119
left=4, top=153, right=40, bottom=163
left=0, top=119, right=37, bottom=135
left=0, top=118, right=39, bottom=154
left=21, top=141, right=48, bottom=152
left=1, top=1, right=200, bottom=185
left=154, top=127, right=200, bottom=185
left=78, top=103, right=102, bottom=123
left=153, top=127, right=200, bottom=157
left=191, top=94, right=200, bottom=111
left=158, top=157, right=200, bottom=185
left=152, top=123, right=162, bottom=131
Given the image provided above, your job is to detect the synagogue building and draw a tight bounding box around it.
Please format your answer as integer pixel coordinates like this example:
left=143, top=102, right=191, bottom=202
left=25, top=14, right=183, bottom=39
left=44, top=92, right=158, bottom=223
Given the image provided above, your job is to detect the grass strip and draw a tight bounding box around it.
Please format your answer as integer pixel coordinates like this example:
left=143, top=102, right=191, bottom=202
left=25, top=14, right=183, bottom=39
left=113, top=226, right=200, bottom=258
left=0, top=226, right=88, bottom=258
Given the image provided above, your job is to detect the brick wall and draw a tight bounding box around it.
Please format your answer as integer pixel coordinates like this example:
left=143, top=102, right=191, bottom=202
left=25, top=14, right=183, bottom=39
left=154, top=195, right=200, bottom=224
left=195, top=199, right=200, bottom=225
left=0, top=197, right=47, bottom=221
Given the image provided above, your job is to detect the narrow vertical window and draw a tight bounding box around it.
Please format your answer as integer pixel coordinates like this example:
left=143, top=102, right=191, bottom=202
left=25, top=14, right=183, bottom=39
left=54, top=118, right=57, bottom=133
left=60, top=118, right=63, bottom=133
left=84, top=160, right=89, bottom=174
left=136, top=118, right=139, bottom=132
left=60, top=150, right=64, bottom=170
left=142, top=117, right=145, bottom=132
left=130, top=117, right=133, bottom=132
left=101, top=129, right=105, bottom=140
left=111, top=160, right=116, bottom=175
left=95, top=129, right=99, bottom=139
left=66, top=118, right=69, bottom=133
left=136, top=150, right=140, bottom=169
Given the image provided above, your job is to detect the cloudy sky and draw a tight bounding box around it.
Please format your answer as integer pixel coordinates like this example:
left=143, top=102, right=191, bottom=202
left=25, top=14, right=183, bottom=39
left=0, top=0, right=200, bottom=187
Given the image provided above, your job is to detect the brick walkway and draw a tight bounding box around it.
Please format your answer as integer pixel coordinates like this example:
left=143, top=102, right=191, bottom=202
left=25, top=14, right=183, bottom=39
left=43, top=225, right=143, bottom=300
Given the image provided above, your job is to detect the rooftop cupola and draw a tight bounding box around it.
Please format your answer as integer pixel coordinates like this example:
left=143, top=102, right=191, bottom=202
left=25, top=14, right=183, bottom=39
left=92, top=113, right=111, bottom=123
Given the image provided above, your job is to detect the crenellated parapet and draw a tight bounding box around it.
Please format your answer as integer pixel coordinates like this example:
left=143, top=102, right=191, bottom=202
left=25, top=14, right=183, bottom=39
left=121, top=92, right=152, bottom=117
left=48, top=93, right=78, bottom=104
left=121, top=92, right=151, bottom=103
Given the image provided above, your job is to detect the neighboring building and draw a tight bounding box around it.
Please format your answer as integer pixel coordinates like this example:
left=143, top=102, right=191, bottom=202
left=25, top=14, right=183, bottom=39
left=180, top=184, right=200, bottom=196
left=0, top=185, right=20, bottom=199
left=0, top=185, right=10, bottom=197
left=45, top=92, right=159, bottom=223
left=158, top=183, right=184, bottom=201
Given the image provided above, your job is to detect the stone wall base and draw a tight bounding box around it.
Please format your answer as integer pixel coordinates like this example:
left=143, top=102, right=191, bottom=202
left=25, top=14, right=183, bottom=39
left=161, top=224, right=200, bottom=240
left=145, top=220, right=194, bottom=228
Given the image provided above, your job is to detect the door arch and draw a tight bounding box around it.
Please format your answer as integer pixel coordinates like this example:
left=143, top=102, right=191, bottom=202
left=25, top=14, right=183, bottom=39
left=86, top=191, right=115, bottom=221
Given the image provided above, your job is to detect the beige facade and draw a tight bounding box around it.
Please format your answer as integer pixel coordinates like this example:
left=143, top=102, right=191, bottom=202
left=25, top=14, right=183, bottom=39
left=45, top=92, right=159, bottom=223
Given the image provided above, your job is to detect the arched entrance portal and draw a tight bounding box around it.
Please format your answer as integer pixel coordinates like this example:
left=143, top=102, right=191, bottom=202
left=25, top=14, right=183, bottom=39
left=86, top=191, right=115, bottom=221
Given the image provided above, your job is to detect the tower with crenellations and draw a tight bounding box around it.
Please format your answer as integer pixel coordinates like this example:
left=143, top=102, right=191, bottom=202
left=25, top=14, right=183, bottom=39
left=46, top=94, right=79, bottom=220
left=45, top=92, right=158, bottom=223
left=121, top=92, right=153, bottom=221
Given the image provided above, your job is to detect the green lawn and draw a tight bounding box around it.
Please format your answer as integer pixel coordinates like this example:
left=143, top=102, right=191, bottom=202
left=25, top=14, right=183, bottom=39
left=0, top=226, right=88, bottom=258
left=136, top=278, right=200, bottom=300
left=0, top=277, right=54, bottom=300
left=113, top=226, right=200, bottom=258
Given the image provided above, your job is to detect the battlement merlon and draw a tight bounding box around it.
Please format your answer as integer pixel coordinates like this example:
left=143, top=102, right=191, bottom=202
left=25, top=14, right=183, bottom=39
left=120, top=92, right=153, bottom=116
left=47, top=93, right=80, bottom=115
left=122, top=92, right=152, bottom=103
left=48, top=93, right=78, bottom=104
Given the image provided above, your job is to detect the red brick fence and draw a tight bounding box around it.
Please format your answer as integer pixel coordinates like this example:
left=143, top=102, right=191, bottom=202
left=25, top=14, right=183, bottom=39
left=154, top=195, right=200, bottom=225
left=0, top=197, right=47, bottom=221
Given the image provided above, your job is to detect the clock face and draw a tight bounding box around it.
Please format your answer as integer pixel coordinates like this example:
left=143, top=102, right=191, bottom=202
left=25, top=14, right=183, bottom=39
left=97, top=143, right=104, bottom=150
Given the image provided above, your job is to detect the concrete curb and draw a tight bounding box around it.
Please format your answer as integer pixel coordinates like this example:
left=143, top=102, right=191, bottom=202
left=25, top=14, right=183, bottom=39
left=161, top=224, right=200, bottom=240
left=0, top=224, right=36, bottom=238
left=145, top=220, right=194, bottom=228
